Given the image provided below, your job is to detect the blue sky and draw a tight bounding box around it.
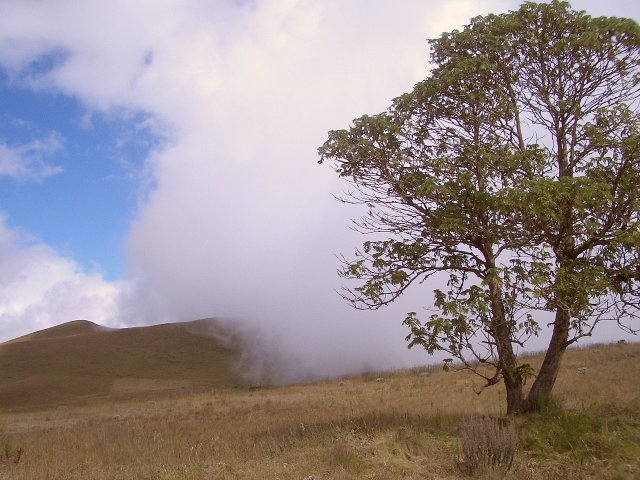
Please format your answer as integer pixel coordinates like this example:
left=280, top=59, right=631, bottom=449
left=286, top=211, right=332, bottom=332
left=0, top=0, right=638, bottom=379
left=0, top=71, right=159, bottom=279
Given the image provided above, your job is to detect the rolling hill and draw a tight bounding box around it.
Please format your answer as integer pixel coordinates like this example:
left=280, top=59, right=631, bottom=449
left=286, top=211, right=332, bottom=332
left=0, top=319, right=245, bottom=410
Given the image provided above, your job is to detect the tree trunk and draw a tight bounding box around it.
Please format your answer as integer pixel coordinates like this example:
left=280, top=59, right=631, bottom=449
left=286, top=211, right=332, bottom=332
left=524, top=308, right=570, bottom=411
left=486, top=267, right=525, bottom=415
left=504, top=374, right=525, bottom=415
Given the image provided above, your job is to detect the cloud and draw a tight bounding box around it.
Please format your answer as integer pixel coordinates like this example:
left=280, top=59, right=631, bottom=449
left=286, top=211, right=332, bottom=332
left=0, top=0, right=511, bottom=378
left=116, top=0, right=502, bottom=379
left=0, top=216, right=121, bottom=341
left=0, top=133, right=63, bottom=180
left=11, top=0, right=636, bottom=381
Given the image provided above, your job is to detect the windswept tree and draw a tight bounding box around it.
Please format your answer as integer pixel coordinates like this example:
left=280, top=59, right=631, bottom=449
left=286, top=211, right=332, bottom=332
left=319, top=1, right=640, bottom=414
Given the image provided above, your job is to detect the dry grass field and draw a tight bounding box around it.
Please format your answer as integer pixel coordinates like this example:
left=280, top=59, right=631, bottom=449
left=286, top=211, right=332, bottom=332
left=0, top=322, right=638, bottom=479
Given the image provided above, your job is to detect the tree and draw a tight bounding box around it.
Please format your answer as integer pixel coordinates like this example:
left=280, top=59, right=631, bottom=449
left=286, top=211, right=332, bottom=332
left=318, top=1, right=640, bottom=414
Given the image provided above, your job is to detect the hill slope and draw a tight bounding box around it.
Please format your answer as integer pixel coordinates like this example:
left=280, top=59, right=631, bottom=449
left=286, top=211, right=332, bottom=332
left=0, top=319, right=244, bottom=410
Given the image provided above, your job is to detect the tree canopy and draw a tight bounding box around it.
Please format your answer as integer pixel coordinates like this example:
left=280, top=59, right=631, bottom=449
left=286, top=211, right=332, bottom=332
left=319, top=1, right=640, bottom=414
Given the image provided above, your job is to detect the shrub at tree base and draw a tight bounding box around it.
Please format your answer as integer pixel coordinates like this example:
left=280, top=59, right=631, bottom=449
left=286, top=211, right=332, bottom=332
left=458, top=416, right=518, bottom=475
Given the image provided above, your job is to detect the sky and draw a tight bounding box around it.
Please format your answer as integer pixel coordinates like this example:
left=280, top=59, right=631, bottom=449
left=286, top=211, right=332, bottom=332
left=0, top=0, right=639, bottom=381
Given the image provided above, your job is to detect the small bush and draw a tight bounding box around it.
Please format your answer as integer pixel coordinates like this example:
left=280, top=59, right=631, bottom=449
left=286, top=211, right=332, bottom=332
left=457, top=416, right=518, bottom=475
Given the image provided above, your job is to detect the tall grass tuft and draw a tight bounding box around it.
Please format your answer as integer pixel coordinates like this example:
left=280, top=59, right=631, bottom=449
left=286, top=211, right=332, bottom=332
left=457, top=416, right=518, bottom=475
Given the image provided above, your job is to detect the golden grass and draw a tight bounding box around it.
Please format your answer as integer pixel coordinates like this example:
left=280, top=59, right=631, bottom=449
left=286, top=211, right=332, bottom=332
left=0, top=341, right=638, bottom=479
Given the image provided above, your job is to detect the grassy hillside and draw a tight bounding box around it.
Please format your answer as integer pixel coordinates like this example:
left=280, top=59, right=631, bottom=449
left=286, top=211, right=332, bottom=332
left=0, top=319, right=244, bottom=409
left=0, top=340, right=638, bottom=479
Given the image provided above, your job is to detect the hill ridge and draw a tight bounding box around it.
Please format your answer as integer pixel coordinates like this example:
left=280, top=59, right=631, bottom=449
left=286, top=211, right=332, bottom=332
left=4, top=319, right=106, bottom=345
